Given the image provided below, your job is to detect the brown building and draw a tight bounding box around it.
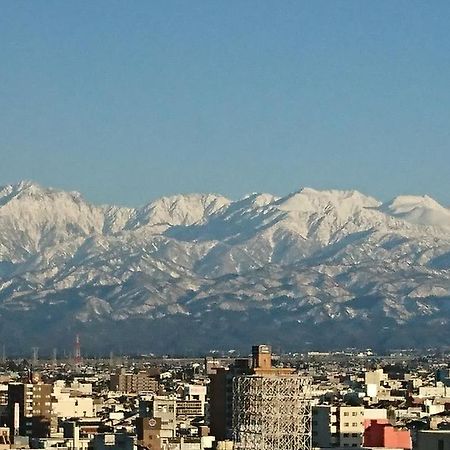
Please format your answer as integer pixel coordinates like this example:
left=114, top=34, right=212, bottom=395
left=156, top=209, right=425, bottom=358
left=110, top=369, right=159, bottom=394
left=209, top=358, right=251, bottom=441
left=209, top=345, right=294, bottom=441
left=137, top=416, right=163, bottom=450
left=251, top=344, right=295, bottom=376
left=7, top=382, right=52, bottom=438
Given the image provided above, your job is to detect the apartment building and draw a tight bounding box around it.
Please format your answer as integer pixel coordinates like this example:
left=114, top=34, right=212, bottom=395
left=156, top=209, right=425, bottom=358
left=312, top=405, right=387, bottom=448
left=110, top=368, right=159, bottom=394
left=7, top=382, right=53, bottom=437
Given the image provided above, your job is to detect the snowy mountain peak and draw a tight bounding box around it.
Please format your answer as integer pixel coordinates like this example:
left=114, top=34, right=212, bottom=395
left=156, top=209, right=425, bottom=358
left=0, top=180, right=84, bottom=205
left=237, top=193, right=279, bottom=209
left=275, top=187, right=380, bottom=213
left=384, top=194, right=444, bottom=213
left=0, top=180, right=42, bottom=202
left=380, top=195, right=450, bottom=227
left=125, top=193, right=231, bottom=230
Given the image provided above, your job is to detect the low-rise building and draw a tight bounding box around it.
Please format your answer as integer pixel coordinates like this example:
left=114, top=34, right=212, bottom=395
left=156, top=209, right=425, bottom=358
left=416, top=430, right=450, bottom=450
left=363, top=419, right=412, bottom=449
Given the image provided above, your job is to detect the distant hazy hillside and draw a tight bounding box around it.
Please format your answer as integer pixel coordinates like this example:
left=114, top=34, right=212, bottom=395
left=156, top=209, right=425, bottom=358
left=1, top=181, right=450, bottom=355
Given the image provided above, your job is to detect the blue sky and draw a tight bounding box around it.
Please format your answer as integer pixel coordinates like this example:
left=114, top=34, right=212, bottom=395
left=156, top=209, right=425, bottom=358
left=1, top=1, right=449, bottom=206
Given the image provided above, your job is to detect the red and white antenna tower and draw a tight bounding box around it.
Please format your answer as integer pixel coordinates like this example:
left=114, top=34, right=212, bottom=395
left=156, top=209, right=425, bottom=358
left=74, top=334, right=81, bottom=366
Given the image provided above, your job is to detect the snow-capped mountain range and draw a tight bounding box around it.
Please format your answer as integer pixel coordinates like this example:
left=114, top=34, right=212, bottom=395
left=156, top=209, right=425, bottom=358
left=1, top=181, right=450, bottom=355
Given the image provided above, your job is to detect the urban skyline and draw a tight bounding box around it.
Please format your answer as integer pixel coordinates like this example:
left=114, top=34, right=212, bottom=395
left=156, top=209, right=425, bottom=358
left=1, top=342, right=449, bottom=449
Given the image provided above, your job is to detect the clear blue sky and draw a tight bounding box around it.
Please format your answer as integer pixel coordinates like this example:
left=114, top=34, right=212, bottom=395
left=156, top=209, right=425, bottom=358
left=1, top=1, right=449, bottom=206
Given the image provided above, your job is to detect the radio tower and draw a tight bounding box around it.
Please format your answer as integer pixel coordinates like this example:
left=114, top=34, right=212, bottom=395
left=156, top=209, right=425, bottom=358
left=74, top=334, right=81, bottom=367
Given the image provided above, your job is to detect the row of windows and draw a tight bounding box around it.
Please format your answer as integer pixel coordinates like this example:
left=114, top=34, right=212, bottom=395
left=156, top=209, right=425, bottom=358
left=311, top=421, right=363, bottom=429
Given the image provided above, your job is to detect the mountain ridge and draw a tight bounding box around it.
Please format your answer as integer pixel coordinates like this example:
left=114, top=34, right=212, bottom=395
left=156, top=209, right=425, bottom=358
left=1, top=181, right=450, bottom=355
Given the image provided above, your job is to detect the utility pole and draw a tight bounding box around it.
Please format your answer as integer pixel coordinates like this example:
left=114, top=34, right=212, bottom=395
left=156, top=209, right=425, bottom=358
left=74, top=334, right=81, bottom=367
left=32, top=347, right=39, bottom=365
left=53, top=348, right=57, bottom=367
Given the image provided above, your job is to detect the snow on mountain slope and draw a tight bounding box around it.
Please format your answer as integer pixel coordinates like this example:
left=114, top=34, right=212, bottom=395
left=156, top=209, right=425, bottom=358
left=124, top=193, right=230, bottom=231
left=0, top=181, right=450, bottom=353
left=184, top=188, right=447, bottom=276
left=0, top=182, right=107, bottom=261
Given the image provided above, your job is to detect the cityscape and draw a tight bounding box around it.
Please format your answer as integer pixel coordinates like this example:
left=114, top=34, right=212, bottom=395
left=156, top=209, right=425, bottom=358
left=0, top=342, right=450, bottom=449
left=2, top=1, right=450, bottom=449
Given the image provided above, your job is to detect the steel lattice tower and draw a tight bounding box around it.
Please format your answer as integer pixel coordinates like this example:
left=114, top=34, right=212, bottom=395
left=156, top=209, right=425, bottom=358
left=232, top=375, right=311, bottom=450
